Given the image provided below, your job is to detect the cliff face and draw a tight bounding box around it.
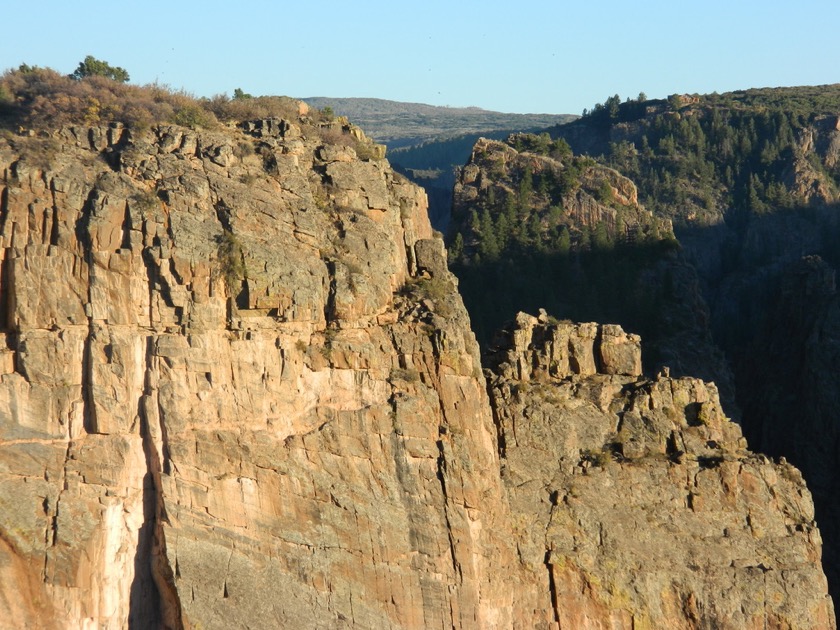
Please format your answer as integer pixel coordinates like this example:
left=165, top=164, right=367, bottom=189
left=549, top=92, right=840, bottom=610
left=0, top=116, right=833, bottom=629
left=738, top=256, right=840, bottom=611
left=488, top=313, right=834, bottom=628
left=0, top=118, right=512, bottom=629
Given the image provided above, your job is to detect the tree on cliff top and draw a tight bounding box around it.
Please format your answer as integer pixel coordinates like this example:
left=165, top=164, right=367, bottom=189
left=71, top=55, right=130, bottom=83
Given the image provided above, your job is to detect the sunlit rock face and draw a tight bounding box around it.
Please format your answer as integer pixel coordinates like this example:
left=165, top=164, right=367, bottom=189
left=0, top=117, right=832, bottom=629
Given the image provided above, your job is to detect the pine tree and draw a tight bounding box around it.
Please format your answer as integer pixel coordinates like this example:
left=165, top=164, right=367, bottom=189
left=71, top=56, right=130, bottom=82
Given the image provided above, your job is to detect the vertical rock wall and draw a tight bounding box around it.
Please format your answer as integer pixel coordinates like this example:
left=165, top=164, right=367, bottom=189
left=0, top=118, right=833, bottom=629
left=487, top=313, right=835, bottom=628
left=0, top=121, right=513, bottom=628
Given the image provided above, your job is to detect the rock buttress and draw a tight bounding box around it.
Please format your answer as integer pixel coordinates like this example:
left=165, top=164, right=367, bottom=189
left=0, top=117, right=834, bottom=630
left=0, top=120, right=515, bottom=628
left=487, top=312, right=835, bottom=629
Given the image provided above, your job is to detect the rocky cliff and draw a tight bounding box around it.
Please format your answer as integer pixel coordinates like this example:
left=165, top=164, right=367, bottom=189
left=487, top=312, right=834, bottom=628
left=0, top=112, right=833, bottom=628
left=543, top=88, right=840, bottom=612
left=0, top=116, right=514, bottom=628
left=738, top=256, right=840, bottom=612
left=447, top=135, right=736, bottom=410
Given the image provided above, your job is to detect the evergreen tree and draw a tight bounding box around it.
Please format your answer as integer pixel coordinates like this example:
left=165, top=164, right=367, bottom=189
left=71, top=55, right=130, bottom=82
left=449, top=232, right=464, bottom=262
left=478, top=209, right=500, bottom=260
left=518, top=165, right=533, bottom=209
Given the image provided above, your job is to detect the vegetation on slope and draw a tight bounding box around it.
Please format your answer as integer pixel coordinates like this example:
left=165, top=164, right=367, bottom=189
left=548, top=89, right=840, bottom=354
left=554, top=88, right=840, bottom=230
left=0, top=60, right=391, bottom=177
left=453, top=86, right=840, bottom=612
left=446, top=132, right=688, bottom=365
left=0, top=62, right=333, bottom=133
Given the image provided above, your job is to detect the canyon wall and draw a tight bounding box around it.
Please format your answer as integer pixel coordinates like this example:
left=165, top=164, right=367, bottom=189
left=0, top=116, right=832, bottom=628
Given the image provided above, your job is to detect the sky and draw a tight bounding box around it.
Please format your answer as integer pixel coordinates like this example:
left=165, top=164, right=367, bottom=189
left=2, top=1, right=839, bottom=116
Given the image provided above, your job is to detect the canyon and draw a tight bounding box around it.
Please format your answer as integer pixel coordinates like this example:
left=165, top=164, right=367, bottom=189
left=0, top=103, right=833, bottom=628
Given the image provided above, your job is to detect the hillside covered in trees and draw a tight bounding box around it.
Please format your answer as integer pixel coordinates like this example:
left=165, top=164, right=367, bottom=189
left=559, top=87, right=840, bottom=228
left=447, top=132, right=731, bottom=400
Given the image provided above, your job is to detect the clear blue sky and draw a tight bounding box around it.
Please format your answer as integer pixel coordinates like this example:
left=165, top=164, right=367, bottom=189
left=3, top=0, right=838, bottom=115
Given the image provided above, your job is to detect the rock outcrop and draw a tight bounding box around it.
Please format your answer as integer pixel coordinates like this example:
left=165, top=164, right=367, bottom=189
left=0, top=118, right=512, bottom=629
left=448, top=135, right=737, bottom=413
left=487, top=312, right=835, bottom=628
left=0, top=115, right=833, bottom=629
left=453, top=137, right=662, bottom=241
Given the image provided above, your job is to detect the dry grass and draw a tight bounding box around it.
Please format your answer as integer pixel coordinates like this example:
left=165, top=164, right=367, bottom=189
left=0, top=65, right=334, bottom=132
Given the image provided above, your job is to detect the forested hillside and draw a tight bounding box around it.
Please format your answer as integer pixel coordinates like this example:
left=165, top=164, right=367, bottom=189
left=560, top=87, right=840, bottom=228
left=448, top=133, right=732, bottom=404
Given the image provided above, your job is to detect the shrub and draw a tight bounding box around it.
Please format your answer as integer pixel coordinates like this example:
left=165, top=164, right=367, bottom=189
left=400, top=276, right=450, bottom=302
left=0, top=84, right=11, bottom=108
left=173, top=104, right=215, bottom=129
left=317, top=124, right=352, bottom=147
left=235, top=140, right=254, bottom=158
left=354, top=140, right=385, bottom=161
left=0, top=66, right=215, bottom=131
left=581, top=448, right=612, bottom=467
left=17, top=136, right=59, bottom=170
left=390, top=367, right=420, bottom=382
left=204, top=94, right=301, bottom=123
left=595, top=179, right=615, bottom=204
left=217, top=230, right=246, bottom=292
left=399, top=276, right=455, bottom=317
left=130, top=190, right=160, bottom=212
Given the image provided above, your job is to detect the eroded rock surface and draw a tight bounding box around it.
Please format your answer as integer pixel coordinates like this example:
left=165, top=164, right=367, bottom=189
left=487, top=312, right=835, bottom=628
left=0, top=119, right=512, bottom=629
left=0, top=117, right=833, bottom=629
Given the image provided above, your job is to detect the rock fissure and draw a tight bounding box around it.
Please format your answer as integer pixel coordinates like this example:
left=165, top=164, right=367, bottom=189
left=434, top=436, right=460, bottom=577
left=543, top=550, right=562, bottom=624
left=48, top=438, right=73, bottom=551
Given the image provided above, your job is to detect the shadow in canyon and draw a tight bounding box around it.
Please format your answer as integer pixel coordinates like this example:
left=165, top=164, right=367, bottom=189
left=451, top=202, right=840, bottom=614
